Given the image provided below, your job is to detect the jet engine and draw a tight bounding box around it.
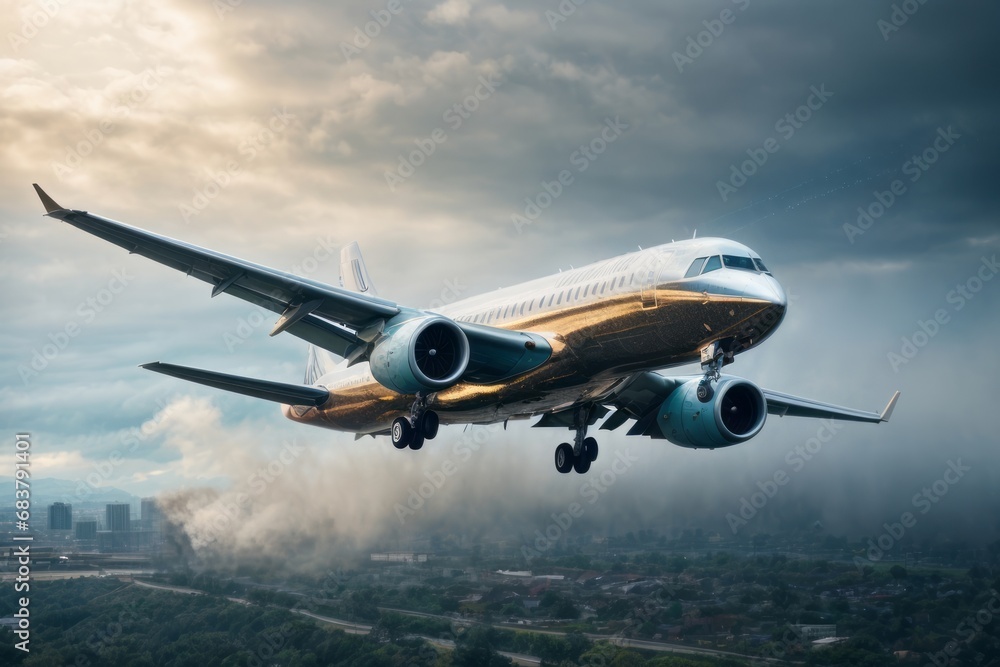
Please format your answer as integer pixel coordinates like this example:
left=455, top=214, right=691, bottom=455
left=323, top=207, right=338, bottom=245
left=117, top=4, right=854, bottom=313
left=658, top=376, right=767, bottom=448
left=369, top=316, right=470, bottom=394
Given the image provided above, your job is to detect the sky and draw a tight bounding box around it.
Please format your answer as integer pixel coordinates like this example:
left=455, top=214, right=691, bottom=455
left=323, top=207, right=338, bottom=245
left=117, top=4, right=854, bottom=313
left=2, top=0, right=998, bottom=568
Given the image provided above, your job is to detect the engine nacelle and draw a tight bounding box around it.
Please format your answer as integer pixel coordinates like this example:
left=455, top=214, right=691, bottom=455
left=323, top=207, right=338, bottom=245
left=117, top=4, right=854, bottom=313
left=658, top=376, right=767, bottom=449
left=369, top=316, right=471, bottom=395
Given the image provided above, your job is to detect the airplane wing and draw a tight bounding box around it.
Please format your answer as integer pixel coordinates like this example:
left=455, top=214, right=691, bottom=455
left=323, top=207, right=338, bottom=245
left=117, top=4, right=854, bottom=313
left=599, top=371, right=898, bottom=439
left=762, top=387, right=899, bottom=423
left=32, top=185, right=551, bottom=383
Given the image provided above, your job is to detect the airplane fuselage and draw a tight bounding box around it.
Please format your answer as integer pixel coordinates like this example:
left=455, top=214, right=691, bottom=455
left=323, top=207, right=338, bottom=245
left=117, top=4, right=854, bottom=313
left=285, top=238, right=787, bottom=434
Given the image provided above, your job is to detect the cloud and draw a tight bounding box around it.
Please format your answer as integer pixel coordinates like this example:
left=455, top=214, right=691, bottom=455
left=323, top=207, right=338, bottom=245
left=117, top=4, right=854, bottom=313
left=2, top=0, right=999, bottom=571
left=426, top=0, right=471, bottom=26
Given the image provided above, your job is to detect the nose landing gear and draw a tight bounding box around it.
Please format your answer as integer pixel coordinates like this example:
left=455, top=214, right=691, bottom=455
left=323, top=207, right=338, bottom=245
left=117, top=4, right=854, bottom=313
left=697, top=340, right=734, bottom=403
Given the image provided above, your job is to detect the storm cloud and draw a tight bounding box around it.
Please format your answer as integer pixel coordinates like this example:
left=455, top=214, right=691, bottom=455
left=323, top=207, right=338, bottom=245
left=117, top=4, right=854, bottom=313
left=2, top=0, right=998, bottom=569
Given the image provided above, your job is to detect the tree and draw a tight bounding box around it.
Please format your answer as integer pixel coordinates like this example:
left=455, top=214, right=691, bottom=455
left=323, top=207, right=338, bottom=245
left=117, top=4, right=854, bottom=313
left=452, top=627, right=512, bottom=667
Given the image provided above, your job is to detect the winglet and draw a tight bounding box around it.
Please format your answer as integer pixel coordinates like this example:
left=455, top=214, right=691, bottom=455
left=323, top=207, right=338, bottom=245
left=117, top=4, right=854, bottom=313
left=879, top=390, right=901, bottom=423
left=32, top=184, right=65, bottom=214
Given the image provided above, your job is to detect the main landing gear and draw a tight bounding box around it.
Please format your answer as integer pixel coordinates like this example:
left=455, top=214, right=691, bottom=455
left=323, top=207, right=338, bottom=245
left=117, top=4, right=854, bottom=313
left=391, top=393, right=439, bottom=451
left=554, top=405, right=600, bottom=474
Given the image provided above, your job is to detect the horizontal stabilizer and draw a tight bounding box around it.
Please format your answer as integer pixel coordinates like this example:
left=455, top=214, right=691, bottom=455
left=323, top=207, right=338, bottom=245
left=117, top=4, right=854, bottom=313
left=141, top=361, right=330, bottom=407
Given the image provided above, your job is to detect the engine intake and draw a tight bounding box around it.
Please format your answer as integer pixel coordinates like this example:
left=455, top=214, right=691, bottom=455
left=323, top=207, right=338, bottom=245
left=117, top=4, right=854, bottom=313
left=370, top=317, right=470, bottom=394
left=658, top=376, right=767, bottom=448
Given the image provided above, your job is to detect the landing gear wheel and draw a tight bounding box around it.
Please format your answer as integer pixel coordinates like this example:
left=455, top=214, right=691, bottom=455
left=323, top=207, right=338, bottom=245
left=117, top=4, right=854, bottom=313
left=697, top=379, right=714, bottom=403
left=555, top=443, right=574, bottom=474
left=419, top=410, right=439, bottom=440
left=409, top=431, right=424, bottom=450
left=583, top=437, right=599, bottom=462
left=573, top=454, right=592, bottom=474
left=391, top=417, right=412, bottom=449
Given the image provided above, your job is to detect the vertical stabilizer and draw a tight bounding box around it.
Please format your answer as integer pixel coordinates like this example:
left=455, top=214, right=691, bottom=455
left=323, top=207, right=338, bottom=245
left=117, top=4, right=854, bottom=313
left=340, top=241, right=378, bottom=297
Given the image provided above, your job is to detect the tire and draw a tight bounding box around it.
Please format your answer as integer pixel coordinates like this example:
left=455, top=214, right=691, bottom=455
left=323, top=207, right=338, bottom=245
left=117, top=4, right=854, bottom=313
left=583, top=436, right=599, bottom=462
left=573, top=453, right=592, bottom=474
left=409, top=431, right=424, bottom=450
left=391, top=417, right=412, bottom=449
left=697, top=380, right=714, bottom=403
left=554, top=443, right=574, bottom=474
left=420, top=411, right=439, bottom=440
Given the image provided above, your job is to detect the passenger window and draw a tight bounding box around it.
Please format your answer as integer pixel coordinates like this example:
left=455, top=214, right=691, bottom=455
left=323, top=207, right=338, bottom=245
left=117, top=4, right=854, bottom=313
left=702, top=255, right=722, bottom=273
left=685, top=257, right=708, bottom=278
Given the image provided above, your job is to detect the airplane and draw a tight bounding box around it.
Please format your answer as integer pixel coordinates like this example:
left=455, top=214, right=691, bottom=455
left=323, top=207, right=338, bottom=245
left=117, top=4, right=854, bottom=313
left=32, top=184, right=899, bottom=474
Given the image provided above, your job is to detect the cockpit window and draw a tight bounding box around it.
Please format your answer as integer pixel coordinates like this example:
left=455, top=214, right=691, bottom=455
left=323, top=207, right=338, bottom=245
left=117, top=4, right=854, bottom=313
left=702, top=255, right=723, bottom=273
left=753, top=258, right=771, bottom=274
left=722, top=255, right=757, bottom=272
left=684, top=257, right=708, bottom=278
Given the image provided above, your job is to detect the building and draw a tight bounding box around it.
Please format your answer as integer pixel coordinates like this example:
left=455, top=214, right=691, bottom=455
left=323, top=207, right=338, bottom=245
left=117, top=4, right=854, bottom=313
left=792, top=625, right=837, bottom=641
left=370, top=552, right=428, bottom=563
left=141, top=497, right=162, bottom=530
left=75, top=520, right=98, bottom=540
left=105, top=503, right=131, bottom=532
left=48, top=502, right=72, bottom=530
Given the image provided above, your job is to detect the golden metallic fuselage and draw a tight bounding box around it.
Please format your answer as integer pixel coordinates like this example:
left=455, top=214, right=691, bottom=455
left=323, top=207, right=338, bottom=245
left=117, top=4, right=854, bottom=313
left=285, top=279, right=784, bottom=434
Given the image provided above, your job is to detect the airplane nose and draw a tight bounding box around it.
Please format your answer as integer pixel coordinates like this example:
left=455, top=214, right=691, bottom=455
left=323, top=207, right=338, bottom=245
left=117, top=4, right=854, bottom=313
left=744, top=273, right=787, bottom=310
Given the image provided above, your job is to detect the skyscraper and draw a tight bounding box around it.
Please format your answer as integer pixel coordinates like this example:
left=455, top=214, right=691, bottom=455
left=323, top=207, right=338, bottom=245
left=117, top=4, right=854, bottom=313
left=141, top=497, right=162, bottom=530
left=48, top=502, right=72, bottom=530
left=75, top=520, right=97, bottom=540
left=105, top=503, right=131, bottom=532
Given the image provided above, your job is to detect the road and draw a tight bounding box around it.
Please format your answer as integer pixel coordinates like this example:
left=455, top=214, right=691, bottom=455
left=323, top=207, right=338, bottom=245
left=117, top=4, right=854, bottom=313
left=130, top=579, right=776, bottom=665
